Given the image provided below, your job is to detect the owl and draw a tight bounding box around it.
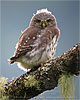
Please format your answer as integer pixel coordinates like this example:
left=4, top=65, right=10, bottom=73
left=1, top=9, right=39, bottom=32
left=9, top=9, right=60, bottom=71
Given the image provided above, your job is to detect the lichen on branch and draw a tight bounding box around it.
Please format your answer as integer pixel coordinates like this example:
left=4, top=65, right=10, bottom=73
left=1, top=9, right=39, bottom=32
left=0, top=77, right=9, bottom=100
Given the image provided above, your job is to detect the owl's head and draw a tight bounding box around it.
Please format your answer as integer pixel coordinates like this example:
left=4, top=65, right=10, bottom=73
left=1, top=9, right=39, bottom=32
left=30, top=9, right=57, bottom=29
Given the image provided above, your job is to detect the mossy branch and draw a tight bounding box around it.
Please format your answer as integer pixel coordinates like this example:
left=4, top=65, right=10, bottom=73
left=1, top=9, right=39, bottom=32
left=0, top=43, right=80, bottom=99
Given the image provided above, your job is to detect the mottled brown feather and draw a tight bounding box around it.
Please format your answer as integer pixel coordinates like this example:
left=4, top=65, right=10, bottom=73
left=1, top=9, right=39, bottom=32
left=14, top=26, right=41, bottom=58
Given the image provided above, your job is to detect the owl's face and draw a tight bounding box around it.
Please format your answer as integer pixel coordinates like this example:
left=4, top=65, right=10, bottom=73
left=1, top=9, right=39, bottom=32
left=30, top=9, right=56, bottom=29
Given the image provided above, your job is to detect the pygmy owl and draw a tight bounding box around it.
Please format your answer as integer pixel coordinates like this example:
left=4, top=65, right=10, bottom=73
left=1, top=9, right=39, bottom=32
left=9, top=9, right=60, bottom=71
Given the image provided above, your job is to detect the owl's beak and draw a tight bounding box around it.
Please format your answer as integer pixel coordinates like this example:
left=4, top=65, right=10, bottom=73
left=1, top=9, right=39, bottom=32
left=41, top=21, right=47, bottom=28
left=42, top=23, right=46, bottom=28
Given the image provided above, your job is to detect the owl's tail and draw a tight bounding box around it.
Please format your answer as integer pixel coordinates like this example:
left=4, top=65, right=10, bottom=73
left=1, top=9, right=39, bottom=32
left=8, top=56, right=18, bottom=64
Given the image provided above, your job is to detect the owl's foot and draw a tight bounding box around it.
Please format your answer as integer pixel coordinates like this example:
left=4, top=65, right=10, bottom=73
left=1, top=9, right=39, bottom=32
left=41, top=63, right=46, bottom=67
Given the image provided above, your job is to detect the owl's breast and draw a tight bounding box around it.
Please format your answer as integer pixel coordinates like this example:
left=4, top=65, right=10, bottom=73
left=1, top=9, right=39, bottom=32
left=46, top=35, right=58, bottom=59
left=25, top=33, right=58, bottom=65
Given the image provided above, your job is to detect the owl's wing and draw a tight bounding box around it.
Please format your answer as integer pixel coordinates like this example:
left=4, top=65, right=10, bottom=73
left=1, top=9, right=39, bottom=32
left=46, top=26, right=60, bottom=44
left=53, top=27, right=60, bottom=39
left=9, top=26, right=38, bottom=63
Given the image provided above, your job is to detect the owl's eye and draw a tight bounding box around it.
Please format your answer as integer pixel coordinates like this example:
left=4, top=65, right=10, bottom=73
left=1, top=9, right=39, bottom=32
left=35, top=19, right=41, bottom=23
left=47, top=19, right=52, bottom=23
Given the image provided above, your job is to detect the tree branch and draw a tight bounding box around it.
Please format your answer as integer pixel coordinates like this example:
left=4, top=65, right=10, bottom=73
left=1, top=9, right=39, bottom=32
left=3, top=43, right=80, bottom=99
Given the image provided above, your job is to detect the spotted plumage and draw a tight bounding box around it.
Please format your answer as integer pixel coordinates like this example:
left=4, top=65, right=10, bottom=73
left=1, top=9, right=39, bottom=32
left=9, top=9, right=60, bottom=71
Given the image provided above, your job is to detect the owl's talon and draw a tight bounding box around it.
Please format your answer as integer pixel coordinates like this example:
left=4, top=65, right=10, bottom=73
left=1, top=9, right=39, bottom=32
left=41, top=63, right=45, bottom=67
